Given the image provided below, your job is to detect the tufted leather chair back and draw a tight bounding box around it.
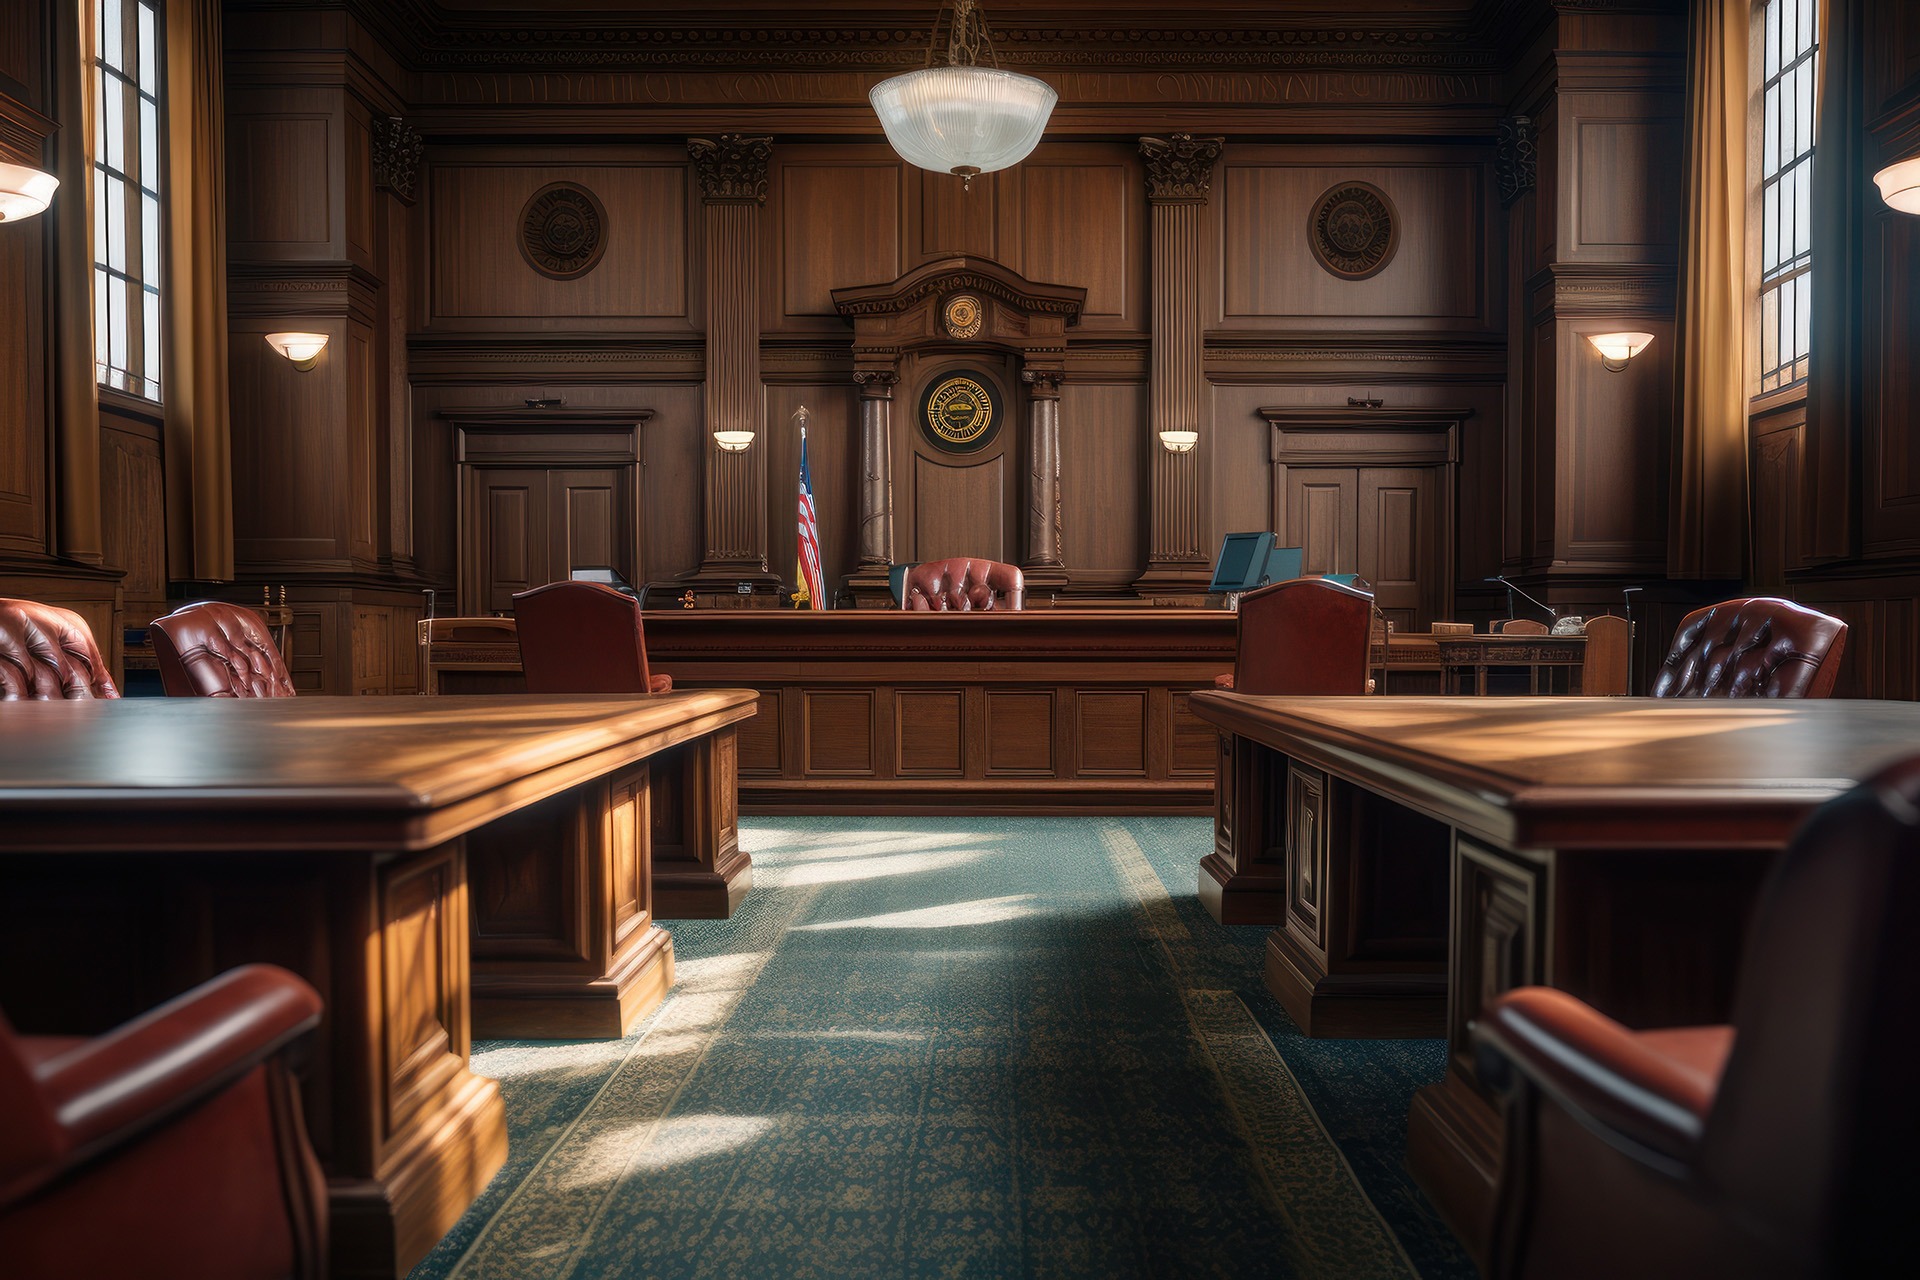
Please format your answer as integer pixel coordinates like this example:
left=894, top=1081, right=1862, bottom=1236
left=0, top=599, right=119, bottom=700
left=151, top=602, right=296, bottom=698
left=1652, top=597, right=1847, bottom=698
left=1231, top=577, right=1375, bottom=695
left=901, top=558, right=1024, bottom=611
left=512, top=580, right=673, bottom=695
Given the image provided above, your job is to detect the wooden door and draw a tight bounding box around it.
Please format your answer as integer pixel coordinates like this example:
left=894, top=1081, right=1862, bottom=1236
left=547, top=469, right=634, bottom=585
left=467, top=467, right=635, bottom=614
left=1358, top=467, right=1440, bottom=633
left=1282, top=465, right=1442, bottom=630
left=471, top=468, right=549, bottom=615
left=1282, top=469, right=1358, bottom=577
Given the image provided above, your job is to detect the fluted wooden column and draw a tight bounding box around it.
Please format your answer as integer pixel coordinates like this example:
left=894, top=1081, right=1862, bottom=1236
left=844, top=368, right=899, bottom=606
left=1022, top=369, right=1066, bottom=585
left=689, top=135, right=775, bottom=588
left=1135, top=134, right=1222, bottom=596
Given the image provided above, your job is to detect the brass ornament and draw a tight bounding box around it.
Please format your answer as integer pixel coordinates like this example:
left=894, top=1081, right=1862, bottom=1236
left=1308, top=181, right=1399, bottom=281
left=919, top=372, right=999, bottom=452
left=518, top=183, right=608, bottom=280
left=943, top=293, right=984, bottom=340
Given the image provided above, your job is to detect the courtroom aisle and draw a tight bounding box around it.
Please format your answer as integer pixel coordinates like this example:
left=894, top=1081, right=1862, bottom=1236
left=410, top=817, right=1471, bottom=1280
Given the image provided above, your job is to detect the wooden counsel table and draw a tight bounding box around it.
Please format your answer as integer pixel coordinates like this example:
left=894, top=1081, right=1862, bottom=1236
left=1188, top=692, right=1920, bottom=1259
left=0, top=691, right=757, bottom=1279
left=421, top=609, right=1238, bottom=815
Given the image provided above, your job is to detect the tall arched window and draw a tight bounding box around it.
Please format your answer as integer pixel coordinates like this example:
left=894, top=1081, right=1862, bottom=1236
left=1755, top=0, right=1818, bottom=394
left=92, top=0, right=165, bottom=401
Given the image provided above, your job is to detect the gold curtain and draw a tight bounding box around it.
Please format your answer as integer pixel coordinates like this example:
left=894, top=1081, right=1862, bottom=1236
left=52, top=0, right=101, bottom=564
left=1668, top=0, right=1751, bottom=579
left=162, top=0, right=234, bottom=581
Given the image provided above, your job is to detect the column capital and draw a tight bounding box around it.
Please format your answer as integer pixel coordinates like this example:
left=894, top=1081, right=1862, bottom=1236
left=1021, top=368, right=1064, bottom=398
left=371, top=116, right=423, bottom=205
left=1139, top=134, right=1225, bottom=204
left=1497, top=116, right=1537, bottom=207
left=689, top=135, right=773, bottom=204
left=853, top=369, right=900, bottom=395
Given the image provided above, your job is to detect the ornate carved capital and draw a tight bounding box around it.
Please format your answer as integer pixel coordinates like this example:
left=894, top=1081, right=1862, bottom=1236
left=371, top=116, right=423, bottom=204
left=853, top=369, right=899, bottom=396
left=1022, top=368, right=1065, bottom=399
left=688, top=134, right=773, bottom=204
left=1497, top=116, right=1537, bottom=207
left=1139, top=134, right=1225, bottom=203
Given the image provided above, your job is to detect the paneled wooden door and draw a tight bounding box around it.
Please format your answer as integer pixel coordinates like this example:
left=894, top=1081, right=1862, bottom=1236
left=1282, top=465, right=1442, bottom=631
left=466, top=467, right=636, bottom=614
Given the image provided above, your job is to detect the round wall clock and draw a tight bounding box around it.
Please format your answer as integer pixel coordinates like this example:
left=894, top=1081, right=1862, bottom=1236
left=918, top=371, right=1001, bottom=453
left=1308, top=181, right=1399, bottom=281
left=942, top=293, right=984, bottom=340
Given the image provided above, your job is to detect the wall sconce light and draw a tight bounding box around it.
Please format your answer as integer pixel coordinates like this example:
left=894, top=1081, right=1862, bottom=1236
left=0, top=162, right=59, bottom=222
left=1873, top=156, right=1920, bottom=214
left=264, top=331, right=329, bottom=371
left=1585, top=331, right=1654, bottom=373
left=1158, top=429, right=1198, bottom=453
left=713, top=429, right=755, bottom=452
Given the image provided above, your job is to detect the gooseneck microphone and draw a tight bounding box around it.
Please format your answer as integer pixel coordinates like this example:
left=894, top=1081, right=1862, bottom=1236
left=1485, top=575, right=1558, bottom=623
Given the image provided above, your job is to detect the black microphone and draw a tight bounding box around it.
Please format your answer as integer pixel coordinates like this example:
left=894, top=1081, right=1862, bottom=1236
left=1485, top=575, right=1557, bottom=623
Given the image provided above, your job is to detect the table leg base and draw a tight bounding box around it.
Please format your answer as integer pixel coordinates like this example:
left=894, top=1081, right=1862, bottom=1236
left=473, top=928, right=676, bottom=1040
left=1263, top=930, right=1446, bottom=1038
left=1198, top=854, right=1286, bottom=926
left=654, top=859, right=753, bottom=920
left=329, top=1073, right=507, bottom=1280
left=1407, top=1070, right=1501, bottom=1266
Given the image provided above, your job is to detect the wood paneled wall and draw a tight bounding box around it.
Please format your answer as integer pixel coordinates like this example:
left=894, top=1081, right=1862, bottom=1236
left=2, top=2, right=1722, bottom=693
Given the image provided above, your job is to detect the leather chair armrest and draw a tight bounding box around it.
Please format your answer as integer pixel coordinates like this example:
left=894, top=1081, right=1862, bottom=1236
left=1471, top=987, right=1725, bottom=1165
left=649, top=673, right=673, bottom=694
left=32, top=966, right=322, bottom=1173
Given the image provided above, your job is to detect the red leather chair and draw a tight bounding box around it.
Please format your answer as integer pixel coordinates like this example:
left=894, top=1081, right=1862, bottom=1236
left=0, top=599, right=118, bottom=700
left=901, top=558, right=1024, bottom=611
left=1652, top=597, right=1847, bottom=698
left=1214, top=577, right=1375, bottom=694
left=1471, top=756, right=1920, bottom=1279
left=512, top=580, right=673, bottom=694
left=0, top=965, right=328, bottom=1280
left=150, top=602, right=296, bottom=698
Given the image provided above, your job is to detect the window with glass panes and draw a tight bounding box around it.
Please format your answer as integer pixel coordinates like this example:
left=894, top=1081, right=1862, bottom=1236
left=92, top=0, right=163, bottom=401
left=1758, top=0, right=1817, bottom=394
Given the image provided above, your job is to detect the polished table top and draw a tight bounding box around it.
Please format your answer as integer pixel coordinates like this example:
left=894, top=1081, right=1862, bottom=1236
left=0, top=691, right=759, bottom=851
left=1188, top=694, right=1920, bottom=849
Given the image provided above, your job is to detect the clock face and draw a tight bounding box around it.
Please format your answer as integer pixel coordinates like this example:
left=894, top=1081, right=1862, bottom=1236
left=943, top=293, right=983, bottom=339
left=919, top=372, right=999, bottom=453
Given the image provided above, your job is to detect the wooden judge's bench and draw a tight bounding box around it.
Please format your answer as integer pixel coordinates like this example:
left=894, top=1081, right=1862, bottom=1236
left=421, top=609, right=1238, bottom=815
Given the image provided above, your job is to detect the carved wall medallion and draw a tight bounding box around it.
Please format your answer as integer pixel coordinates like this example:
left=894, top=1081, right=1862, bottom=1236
left=518, top=183, right=608, bottom=280
left=918, top=371, right=1001, bottom=453
left=1308, top=182, right=1399, bottom=281
left=942, top=293, right=984, bottom=340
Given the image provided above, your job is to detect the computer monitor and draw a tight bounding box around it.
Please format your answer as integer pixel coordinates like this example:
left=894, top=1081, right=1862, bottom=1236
left=569, top=566, right=638, bottom=598
left=1208, top=532, right=1278, bottom=594
left=1264, top=545, right=1303, bottom=585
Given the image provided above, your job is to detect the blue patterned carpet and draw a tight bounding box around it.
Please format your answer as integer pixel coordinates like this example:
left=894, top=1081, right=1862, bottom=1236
left=411, top=818, right=1473, bottom=1280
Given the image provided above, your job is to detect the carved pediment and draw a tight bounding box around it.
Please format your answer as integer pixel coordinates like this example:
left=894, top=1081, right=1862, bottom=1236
left=831, top=256, right=1086, bottom=327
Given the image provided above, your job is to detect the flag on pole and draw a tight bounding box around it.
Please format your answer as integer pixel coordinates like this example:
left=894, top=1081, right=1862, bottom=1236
left=795, top=407, right=825, bottom=610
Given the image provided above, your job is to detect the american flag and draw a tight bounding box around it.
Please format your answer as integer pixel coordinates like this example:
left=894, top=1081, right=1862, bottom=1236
left=795, top=415, right=825, bottom=610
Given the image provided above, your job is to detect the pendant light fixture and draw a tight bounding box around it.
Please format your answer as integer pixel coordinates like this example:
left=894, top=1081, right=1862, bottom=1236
left=870, top=0, right=1057, bottom=191
left=0, top=162, right=59, bottom=222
